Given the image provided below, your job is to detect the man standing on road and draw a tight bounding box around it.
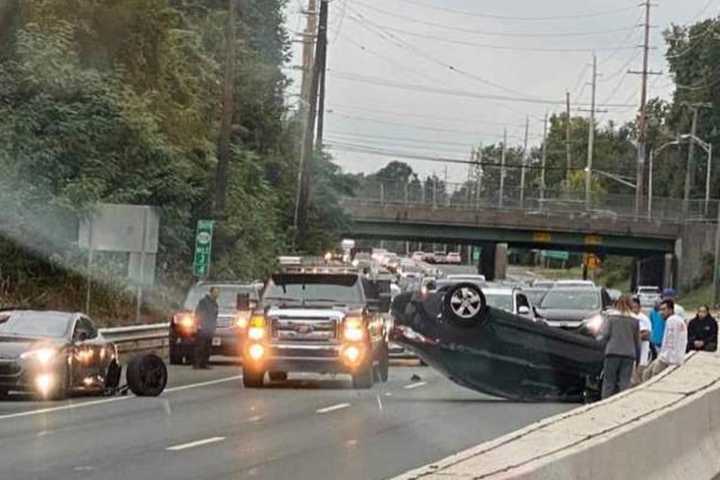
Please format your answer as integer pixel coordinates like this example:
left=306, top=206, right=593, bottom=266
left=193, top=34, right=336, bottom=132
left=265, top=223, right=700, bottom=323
left=686, top=305, right=718, bottom=352
left=631, top=296, right=652, bottom=384
left=193, top=287, right=220, bottom=369
left=662, top=288, right=686, bottom=320
left=649, top=300, right=665, bottom=360
left=643, top=299, right=688, bottom=382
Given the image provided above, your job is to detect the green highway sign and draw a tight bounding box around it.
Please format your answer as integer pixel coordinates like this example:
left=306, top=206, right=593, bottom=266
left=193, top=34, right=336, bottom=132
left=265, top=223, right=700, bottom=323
left=193, top=220, right=215, bottom=278
left=472, top=248, right=481, bottom=262
left=542, top=250, right=570, bottom=261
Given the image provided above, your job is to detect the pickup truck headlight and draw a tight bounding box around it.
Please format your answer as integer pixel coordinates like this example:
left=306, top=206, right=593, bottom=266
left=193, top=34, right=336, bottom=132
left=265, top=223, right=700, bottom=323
left=344, top=316, right=366, bottom=342
left=20, top=348, right=57, bottom=364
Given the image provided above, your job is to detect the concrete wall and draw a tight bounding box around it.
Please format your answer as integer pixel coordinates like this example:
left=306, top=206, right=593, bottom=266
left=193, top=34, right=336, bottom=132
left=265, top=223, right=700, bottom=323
left=678, top=223, right=716, bottom=292
left=392, top=352, right=720, bottom=480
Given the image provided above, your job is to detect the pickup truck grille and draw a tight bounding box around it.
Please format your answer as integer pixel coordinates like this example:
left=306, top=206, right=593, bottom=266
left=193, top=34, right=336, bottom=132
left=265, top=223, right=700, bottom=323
left=272, top=317, right=338, bottom=342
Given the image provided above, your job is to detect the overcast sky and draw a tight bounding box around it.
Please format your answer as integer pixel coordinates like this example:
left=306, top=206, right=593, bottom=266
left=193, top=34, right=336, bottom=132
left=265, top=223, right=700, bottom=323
left=284, top=0, right=718, bottom=184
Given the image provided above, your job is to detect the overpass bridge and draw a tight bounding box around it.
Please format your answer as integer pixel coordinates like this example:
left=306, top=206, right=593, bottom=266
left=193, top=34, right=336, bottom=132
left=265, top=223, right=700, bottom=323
left=341, top=184, right=719, bottom=291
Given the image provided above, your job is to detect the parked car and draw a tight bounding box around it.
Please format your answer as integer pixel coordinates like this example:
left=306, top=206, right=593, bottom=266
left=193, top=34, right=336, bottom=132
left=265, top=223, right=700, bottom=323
left=169, top=281, right=260, bottom=364
left=536, top=287, right=613, bottom=331
left=445, top=252, right=462, bottom=264
left=390, top=284, right=604, bottom=402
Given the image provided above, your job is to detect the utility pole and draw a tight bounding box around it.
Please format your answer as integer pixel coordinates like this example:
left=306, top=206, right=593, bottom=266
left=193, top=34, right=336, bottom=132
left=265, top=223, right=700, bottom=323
left=295, top=0, right=329, bottom=241
left=214, top=0, right=238, bottom=218
left=682, top=102, right=713, bottom=214
left=520, top=116, right=529, bottom=207
left=585, top=54, right=597, bottom=209
left=541, top=113, right=548, bottom=202
left=499, top=129, right=507, bottom=208
left=565, top=91, right=572, bottom=185
left=629, top=0, right=661, bottom=216
left=300, top=0, right=318, bottom=107
left=315, top=2, right=329, bottom=147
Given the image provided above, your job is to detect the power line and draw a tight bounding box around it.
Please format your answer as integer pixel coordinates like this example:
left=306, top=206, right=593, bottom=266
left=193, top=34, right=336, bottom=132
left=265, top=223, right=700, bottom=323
left=327, top=131, right=478, bottom=148
left=391, top=0, right=639, bottom=22
left=354, top=0, right=639, bottom=35
left=328, top=104, right=527, bottom=128
left=328, top=70, right=636, bottom=108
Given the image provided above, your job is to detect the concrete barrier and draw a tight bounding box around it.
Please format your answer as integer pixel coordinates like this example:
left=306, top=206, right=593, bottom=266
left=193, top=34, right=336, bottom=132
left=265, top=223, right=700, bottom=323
left=392, top=352, right=720, bottom=480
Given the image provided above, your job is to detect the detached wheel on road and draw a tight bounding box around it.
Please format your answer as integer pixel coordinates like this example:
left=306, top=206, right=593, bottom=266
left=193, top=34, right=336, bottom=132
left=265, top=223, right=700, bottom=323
left=243, top=368, right=265, bottom=388
left=127, top=353, right=168, bottom=397
left=443, top=282, right=486, bottom=327
left=352, top=362, right=374, bottom=389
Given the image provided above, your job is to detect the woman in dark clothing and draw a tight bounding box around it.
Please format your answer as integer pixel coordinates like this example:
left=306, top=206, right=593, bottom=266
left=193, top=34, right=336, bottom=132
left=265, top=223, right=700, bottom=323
left=687, top=305, right=718, bottom=352
left=600, top=295, right=640, bottom=399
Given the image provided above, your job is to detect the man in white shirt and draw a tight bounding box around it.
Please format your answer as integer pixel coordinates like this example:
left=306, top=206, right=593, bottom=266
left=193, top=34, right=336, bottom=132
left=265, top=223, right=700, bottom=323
left=631, top=296, right=652, bottom=384
left=642, top=299, right=688, bottom=382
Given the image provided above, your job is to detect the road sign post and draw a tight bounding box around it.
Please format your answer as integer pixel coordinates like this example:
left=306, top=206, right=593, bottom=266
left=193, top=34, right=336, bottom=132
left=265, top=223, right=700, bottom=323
left=193, top=220, right=215, bottom=278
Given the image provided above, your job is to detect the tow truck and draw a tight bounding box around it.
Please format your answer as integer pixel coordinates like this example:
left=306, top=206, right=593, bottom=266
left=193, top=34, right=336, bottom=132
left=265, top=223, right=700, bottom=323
left=241, top=256, right=391, bottom=389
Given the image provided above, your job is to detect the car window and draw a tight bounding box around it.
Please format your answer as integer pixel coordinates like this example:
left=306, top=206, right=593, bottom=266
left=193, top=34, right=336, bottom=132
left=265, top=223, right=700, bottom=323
left=0, top=312, right=72, bottom=338
left=73, top=317, right=98, bottom=340
left=516, top=294, right=530, bottom=310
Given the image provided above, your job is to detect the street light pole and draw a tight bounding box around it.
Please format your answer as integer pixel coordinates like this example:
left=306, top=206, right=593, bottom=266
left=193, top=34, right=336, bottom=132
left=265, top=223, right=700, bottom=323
left=648, top=139, right=681, bottom=220
left=705, top=143, right=713, bottom=216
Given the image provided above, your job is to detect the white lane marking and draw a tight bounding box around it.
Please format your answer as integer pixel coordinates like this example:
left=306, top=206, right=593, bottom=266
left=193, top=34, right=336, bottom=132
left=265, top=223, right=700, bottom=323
left=404, top=381, right=427, bottom=390
left=376, top=394, right=383, bottom=411
left=0, top=375, right=244, bottom=422
left=316, top=403, right=351, bottom=414
left=247, top=415, right=263, bottom=423
left=166, top=436, right=225, bottom=451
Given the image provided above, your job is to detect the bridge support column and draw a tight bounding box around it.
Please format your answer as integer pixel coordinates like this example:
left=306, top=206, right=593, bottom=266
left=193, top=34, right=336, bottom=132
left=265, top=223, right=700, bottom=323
left=663, top=253, right=675, bottom=290
left=495, top=243, right=508, bottom=281
left=478, top=243, right=495, bottom=281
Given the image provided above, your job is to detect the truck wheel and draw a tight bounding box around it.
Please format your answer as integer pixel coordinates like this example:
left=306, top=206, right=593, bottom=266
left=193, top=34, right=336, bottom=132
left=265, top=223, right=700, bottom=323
left=127, top=353, right=168, bottom=397
left=268, top=371, right=288, bottom=382
left=243, top=367, right=265, bottom=388
left=352, top=362, right=374, bottom=389
left=443, top=283, right=486, bottom=327
left=377, top=343, right=389, bottom=382
left=169, top=343, right=183, bottom=365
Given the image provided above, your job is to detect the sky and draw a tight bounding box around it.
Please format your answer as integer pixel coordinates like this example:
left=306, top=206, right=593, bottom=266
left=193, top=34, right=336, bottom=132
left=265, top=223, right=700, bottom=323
left=283, top=0, right=719, bottom=184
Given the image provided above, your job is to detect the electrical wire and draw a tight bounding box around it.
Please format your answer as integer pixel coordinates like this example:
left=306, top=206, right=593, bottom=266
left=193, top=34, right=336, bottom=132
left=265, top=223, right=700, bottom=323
left=391, top=0, right=640, bottom=22
left=352, top=0, right=640, bottom=37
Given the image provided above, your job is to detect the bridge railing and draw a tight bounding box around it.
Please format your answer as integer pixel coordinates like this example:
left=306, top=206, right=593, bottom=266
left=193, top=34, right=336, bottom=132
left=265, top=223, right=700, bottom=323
left=352, top=181, right=719, bottom=223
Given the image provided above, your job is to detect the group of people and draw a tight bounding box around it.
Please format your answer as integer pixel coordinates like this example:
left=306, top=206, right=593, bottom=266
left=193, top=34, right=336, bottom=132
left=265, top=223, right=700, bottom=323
left=600, top=289, right=718, bottom=400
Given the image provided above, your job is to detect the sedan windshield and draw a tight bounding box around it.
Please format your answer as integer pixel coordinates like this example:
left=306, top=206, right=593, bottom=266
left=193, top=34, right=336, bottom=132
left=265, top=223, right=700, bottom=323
left=540, top=290, right=600, bottom=310
left=0, top=312, right=71, bottom=338
left=184, top=286, right=257, bottom=310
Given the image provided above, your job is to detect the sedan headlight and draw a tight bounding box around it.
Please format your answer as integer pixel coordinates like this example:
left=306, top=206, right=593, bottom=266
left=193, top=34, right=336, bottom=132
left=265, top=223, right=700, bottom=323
left=20, top=348, right=57, bottom=364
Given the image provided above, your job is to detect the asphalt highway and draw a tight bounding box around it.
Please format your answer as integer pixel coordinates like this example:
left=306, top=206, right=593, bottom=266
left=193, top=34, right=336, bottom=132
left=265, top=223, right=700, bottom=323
left=0, top=360, right=575, bottom=480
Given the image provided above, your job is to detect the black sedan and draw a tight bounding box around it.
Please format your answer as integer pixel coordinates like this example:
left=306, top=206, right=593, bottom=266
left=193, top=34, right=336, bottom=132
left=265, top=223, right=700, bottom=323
left=390, top=283, right=605, bottom=402
left=0, top=310, right=121, bottom=399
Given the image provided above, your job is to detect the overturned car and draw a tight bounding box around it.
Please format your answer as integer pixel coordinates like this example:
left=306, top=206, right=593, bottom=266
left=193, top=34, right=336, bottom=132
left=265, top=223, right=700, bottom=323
left=391, top=283, right=605, bottom=402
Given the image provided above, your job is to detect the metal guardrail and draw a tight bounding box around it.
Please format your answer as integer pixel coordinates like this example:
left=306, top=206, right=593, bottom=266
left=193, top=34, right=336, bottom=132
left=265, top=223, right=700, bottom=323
left=100, top=323, right=169, bottom=355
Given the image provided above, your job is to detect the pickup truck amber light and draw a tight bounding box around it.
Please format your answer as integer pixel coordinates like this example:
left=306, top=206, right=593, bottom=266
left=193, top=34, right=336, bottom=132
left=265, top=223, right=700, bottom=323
left=248, top=315, right=267, bottom=328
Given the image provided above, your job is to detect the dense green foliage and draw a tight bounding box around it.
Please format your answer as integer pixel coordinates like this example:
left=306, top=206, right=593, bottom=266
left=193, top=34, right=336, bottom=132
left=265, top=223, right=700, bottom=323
left=0, top=0, right=354, bottom=315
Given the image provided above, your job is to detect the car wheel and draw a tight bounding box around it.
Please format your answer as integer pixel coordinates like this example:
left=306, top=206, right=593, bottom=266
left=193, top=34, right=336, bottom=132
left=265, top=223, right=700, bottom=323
left=443, top=282, right=486, bottom=327
left=377, top=343, right=389, bottom=382
left=243, top=367, right=265, bottom=388
left=169, top=343, right=184, bottom=365
left=268, top=371, right=288, bottom=382
left=127, top=353, right=168, bottom=397
left=352, top=362, right=374, bottom=389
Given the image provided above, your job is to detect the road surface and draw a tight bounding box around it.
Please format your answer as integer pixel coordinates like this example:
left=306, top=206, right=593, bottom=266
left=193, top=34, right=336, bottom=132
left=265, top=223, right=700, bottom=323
left=0, top=360, right=574, bottom=480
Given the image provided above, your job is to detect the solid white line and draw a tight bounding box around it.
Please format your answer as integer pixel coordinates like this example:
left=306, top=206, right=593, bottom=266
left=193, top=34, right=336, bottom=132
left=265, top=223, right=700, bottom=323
left=316, top=403, right=351, bottom=414
left=404, top=381, right=427, bottom=390
left=166, top=436, right=225, bottom=451
left=0, top=375, right=244, bottom=422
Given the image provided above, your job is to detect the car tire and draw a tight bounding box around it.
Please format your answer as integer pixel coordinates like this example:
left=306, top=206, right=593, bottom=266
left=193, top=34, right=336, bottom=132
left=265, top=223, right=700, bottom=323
left=377, top=343, right=389, bottom=382
left=352, top=362, right=374, bottom=389
left=443, top=282, right=486, bottom=327
left=127, top=353, right=168, bottom=397
left=268, top=371, right=288, bottom=382
left=243, top=368, right=265, bottom=388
